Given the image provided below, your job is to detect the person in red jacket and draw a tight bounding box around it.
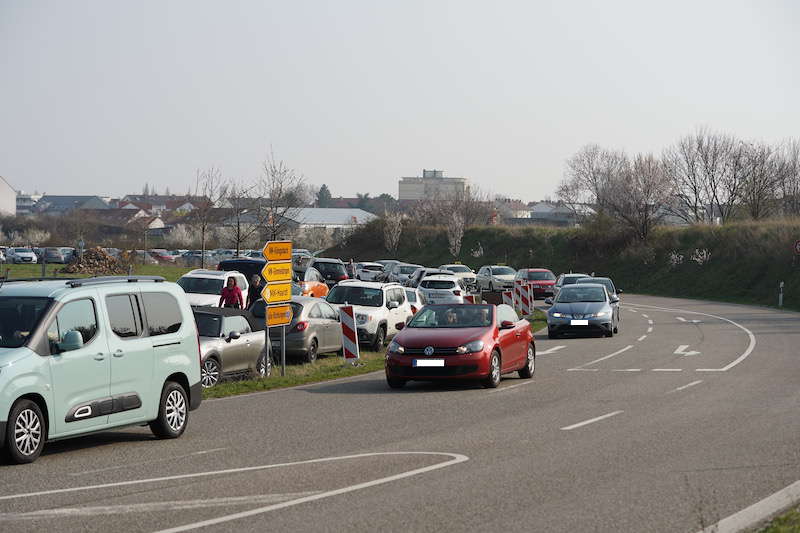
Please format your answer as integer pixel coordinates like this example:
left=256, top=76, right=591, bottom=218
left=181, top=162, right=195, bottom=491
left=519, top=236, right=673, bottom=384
left=219, top=277, right=244, bottom=309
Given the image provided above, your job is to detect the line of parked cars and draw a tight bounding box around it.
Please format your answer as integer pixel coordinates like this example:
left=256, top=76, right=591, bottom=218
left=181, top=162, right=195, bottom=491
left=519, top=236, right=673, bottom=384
left=0, top=246, right=77, bottom=264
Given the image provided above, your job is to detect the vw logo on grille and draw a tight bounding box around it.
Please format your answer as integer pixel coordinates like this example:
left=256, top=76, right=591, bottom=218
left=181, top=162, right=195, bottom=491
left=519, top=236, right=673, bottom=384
left=424, top=346, right=435, bottom=356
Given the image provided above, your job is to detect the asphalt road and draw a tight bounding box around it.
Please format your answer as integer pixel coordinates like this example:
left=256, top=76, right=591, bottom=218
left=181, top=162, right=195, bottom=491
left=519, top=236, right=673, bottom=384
left=1, top=294, right=799, bottom=533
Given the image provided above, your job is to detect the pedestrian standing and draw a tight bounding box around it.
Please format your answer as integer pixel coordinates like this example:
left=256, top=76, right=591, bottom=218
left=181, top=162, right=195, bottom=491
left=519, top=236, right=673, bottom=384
left=219, top=278, right=244, bottom=309
left=247, top=274, right=263, bottom=308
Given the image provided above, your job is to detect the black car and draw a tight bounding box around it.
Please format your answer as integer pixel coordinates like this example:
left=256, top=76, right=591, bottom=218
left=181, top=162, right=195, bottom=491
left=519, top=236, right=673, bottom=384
left=218, top=258, right=266, bottom=282
left=308, top=258, right=349, bottom=287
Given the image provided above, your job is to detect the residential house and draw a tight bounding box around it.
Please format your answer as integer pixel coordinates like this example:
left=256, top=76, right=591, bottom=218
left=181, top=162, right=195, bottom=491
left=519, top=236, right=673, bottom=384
left=37, top=195, right=110, bottom=215
left=15, top=191, right=43, bottom=215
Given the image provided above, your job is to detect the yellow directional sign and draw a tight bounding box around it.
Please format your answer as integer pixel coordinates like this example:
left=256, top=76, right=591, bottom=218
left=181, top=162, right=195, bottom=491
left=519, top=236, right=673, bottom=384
left=260, top=285, right=270, bottom=301
left=266, top=304, right=293, bottom=327
left=265, top=281, right=292, bottom=304
left=261, top=261, right=293, bottom=283
left=262, top=240, right=292, bottom=262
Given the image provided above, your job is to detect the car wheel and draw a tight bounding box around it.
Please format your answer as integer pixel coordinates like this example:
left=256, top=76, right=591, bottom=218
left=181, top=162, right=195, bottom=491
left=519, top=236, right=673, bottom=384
left=483, top=351, right=501, bottom=388
left=4, top=399, right=45, bottom=464
left=613, top=325, right=619, bottom=334
left=149, top=381, right=189, bottom=439
left=605, top=328, right=614, bottom=338
left=386, top=376, right=407, bottom=389
left=305, top=338, right=318, bottom=363
left=488, top=281, right=495, bottom=292
left=200, top=357, right=221, bottom=388
left=370, top=327, right=386, bottom=352
left=547, top=328, right=557, bottom=340
left=518, top=344, right=535, bottom=379
left=254, top=350, right=271, bottom=379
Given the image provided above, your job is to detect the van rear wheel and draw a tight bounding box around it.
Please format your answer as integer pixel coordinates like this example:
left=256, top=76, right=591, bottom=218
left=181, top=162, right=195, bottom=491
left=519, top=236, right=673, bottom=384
left=4, top=399, right=46, bottom=464
left=150, top=381, right=188, bottom=439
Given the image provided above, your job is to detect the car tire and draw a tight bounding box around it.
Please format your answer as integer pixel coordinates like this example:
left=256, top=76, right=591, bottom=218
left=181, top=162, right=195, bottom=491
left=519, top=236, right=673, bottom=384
left=547, top=328, right=557, bottom=340
left=518, top=344, right=535, bottom=379
left=305, top=338, right=318, bottom=363
left=4, top=399, right=46, bottom=464
left=613, top=326, right=619, bottom=334
left=483, top=351, right=501, bottom=388
left=254, top=350, right=271, bottom=379
left=201, top=357, right=221, bottom=388
left=370, top=327, right=386, bottom=352
left=149, top=381, right=189, bottom=439
left=386, top=377, right=407, bottom=389
left=605, top=328, right=614, bottom=338
left=488, top=282, right=495, bottom=292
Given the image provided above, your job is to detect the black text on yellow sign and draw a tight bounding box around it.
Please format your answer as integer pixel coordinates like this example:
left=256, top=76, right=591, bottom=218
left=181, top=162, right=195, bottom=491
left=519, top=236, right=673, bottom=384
left=266, top=304, right=293, bottom=327
left=262, top=240, right=293, bottom=262
left=261, top=261, right=293, bottom=283
left=264, top=281, right=292, bottom=304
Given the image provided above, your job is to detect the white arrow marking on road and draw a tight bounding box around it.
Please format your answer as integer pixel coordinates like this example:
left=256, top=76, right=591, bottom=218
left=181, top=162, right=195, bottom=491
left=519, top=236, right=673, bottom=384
left=573, top=345, right=634, bottom=369
left=537, top=345, right=566, bottom=355
left=669, top=380, right=703, bottom=393
left=637, top=335, right=647, bottom=342
left=676, top=316, right=687, bottom=322
left=674, top=345, right=701, bottom=356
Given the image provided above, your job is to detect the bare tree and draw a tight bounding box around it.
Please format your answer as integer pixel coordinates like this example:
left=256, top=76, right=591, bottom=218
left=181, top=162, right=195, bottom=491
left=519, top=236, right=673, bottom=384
left=740, top=142, right=781, bottom=220
left=383, top=211, right=403, bottom=255
left=190, top=167, right=228, bottom=268
left=776, top=139, right=800, bottom=216
left=663, top=133, right=708, bottom=224
left=165, top=224, right=194, bottom=248
left=220, top=180, right=263, bottom=255
left=256, top=152, right=308, bottom=241
left=557, top=144, right=626, bottom=219
left=22, top=228, right=51, bottom=247
left=446, top=212, right=465, bottom=258
left=408, top=186, right=491, bottom=227
left=294, top=227, right=334, bottom=252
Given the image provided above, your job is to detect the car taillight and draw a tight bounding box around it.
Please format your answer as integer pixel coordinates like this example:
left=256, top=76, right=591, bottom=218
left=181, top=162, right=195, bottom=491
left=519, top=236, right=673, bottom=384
left=292, top=321, right=309, bottom=333
left=411, top=305, right=418, bottom=314
left=453, top=290, right=461, bottom=296
left=337, top=274, right=348, bottom=280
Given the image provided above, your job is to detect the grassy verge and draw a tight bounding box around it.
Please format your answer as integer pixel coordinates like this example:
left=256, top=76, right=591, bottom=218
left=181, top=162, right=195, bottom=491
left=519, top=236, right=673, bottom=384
left=1, top=263, right=190, bottom=282
left=757, top=506, right=800, bottom=532
left=202, top=350, right=385, bottom=399
left=528, top=308, right=548, bottom=333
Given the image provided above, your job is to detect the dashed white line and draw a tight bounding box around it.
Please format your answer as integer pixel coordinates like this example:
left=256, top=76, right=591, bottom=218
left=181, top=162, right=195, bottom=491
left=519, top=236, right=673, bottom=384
left=613, top=369, right=641, bottom=372
left=641, top=314, right=649, bottom=318
left=567, top=368, right=599, bottom=372
left=629, top=309, right=638, bottom=313
left=647, top=327, right=653, bottom=333
left=637, top=335, right=647, bottom=342
left=670, top=380, right=703, bottom=393
left=676, top=316, right=687, bottom=322
left=487, top=381, right=534, bottom=394
left=537, top=345, right=566, bottom=355
left=560, top=410, right=624, bottom=431
left=573, top=345, right=634, bottom=369
left=653, top=368, right=683, bottom=372
left=647, top=319, right=654, bottom=325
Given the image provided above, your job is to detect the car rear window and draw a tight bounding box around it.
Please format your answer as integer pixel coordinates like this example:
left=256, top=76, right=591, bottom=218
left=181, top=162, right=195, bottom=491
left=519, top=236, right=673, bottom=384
left=362, top=265, right=383, bottom=271
left=315, top=262, right=346, bottom=278
left=398, top=265, right=420, bottom=275
left=194, top=313, right=222, bottom=337
left=141, top=292, right=183, bottom=336
left=420, top=280, right=456, bottom=289
left=177, top=277, right=224, bottom=295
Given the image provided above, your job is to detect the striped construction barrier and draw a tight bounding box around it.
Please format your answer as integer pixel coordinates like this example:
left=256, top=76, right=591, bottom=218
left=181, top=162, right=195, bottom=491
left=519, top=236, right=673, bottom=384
left=514, top=280, right=531, bottom=316
left=463, top=294, right=476, bottom=304
left=502, top=290, right=513, bottom=307
left=339, top=305, right=360, bottom=361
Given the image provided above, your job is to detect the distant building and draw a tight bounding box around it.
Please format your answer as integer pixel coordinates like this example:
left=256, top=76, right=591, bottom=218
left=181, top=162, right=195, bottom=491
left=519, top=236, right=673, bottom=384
left=398, top=169, right=469, bottom=201
left=37, top=195, right=110, bottom=215
left=0, top=176, right=17, bottom=216
left=288, top=208, right=378, bottom=229
left=495, top=198, right=531, bottom=219
left=16, top=191, right=43, bottom=215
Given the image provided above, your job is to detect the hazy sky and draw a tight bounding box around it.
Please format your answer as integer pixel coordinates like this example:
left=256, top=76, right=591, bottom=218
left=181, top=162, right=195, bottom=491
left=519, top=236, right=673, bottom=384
left=1, top=0, right=798, bottom=201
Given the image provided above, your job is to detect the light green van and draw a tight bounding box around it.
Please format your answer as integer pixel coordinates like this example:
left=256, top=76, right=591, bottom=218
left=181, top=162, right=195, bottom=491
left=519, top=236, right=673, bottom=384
left=0, top=276, right=202, bottom=464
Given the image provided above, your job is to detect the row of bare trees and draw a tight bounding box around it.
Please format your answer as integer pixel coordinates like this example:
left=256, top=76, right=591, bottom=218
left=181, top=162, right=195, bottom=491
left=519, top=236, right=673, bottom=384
left=558, top=128, right=800, bottom=240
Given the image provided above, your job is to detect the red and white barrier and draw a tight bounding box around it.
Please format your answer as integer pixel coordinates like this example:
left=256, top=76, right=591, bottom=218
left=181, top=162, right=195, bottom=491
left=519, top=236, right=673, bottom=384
left=339, top=305, right=360, bottom=361
left=463, top=294, right=476, bottom=304
left=514, top=280, right=531, bottom=316
left=502, top=290, right=513, bottom=307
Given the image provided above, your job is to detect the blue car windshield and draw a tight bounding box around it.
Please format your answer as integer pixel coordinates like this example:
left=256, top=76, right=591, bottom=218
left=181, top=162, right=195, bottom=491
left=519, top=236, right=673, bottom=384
left=556, top=287, right=606, bottom=303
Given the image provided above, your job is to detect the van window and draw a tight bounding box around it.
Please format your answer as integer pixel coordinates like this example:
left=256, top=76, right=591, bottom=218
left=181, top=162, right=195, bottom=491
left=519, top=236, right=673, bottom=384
left=47, top=299, right=98, bottom=348
left=106, top=294, right=142, bottom=338
left=224, top=315, right=251, bottom=335
left=141, top=293, right=183, bottom=336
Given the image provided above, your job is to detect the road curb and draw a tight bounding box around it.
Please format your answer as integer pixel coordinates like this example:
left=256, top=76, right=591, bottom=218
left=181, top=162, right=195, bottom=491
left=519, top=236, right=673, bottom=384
left=698, top=479, right=800, bottom=533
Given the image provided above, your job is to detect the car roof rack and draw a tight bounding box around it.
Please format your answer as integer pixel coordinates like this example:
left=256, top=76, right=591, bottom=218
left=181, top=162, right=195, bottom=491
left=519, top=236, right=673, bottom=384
left=67, top=276, right=166, bottom=288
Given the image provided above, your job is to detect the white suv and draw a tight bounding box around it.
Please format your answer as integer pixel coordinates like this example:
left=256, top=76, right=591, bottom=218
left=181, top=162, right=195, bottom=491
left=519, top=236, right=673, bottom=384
left=176, top=269, right=249, bottom=307
left=418, top=275, right=465, bottom=305
left=439, top=264, right=477, bottom=291
left=325, top=281, right=413, bottom=351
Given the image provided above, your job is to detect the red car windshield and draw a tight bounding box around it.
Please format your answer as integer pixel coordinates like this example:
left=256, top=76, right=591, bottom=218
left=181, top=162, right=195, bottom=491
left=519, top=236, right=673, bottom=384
left=526, top=271, right=555, bottom=281
left=408, top=305, right=493, bottom=328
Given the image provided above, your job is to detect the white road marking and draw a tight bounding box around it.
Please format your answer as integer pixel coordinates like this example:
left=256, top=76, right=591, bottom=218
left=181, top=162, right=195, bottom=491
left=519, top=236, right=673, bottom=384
left=153, top=452, right=470, bottom=533
left=647, top=319, right=654, bottom=325
left=0, top=492, right=322, bottom=520
left=653, top=368, right=683, bottom=372
left=560, top=410, right=624, bottom=431
left=647, top=327, right=653, bottom=333
left=0, top=452, right=469, bottom=503
left=697, top=478, right=800, bottom=533
left=669, top=380, right=703, bottom=393
left=566, top=368, right=599, bottom=372
left=613, top=369, right=641, bottom=372
left=487, top=381, right=534, bottom=394
left=69, top=448, right=229, bottom=476
left=629, top=309, right=638, bottom=313
left=689, top=319, right=703, bottom=324
left=674, top=345, right=701, bottom=357
left=641, top=314, right=649, bottom=318
left=625, top=302, right=757, bottom=372
left=676, top=316, right=687, bottom=322
left=573, top=345, right=634, bottom=369
left=537, top=345, right=566, bottom=355
left=637, top=335, right=647, bottom=342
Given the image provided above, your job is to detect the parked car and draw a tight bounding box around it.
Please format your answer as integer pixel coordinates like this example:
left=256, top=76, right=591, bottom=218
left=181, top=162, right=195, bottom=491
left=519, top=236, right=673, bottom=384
left=294, top=267, right=330, bottom=298
left=476, top=265, right=516, bottom=291
left=194, top=306, right=270, bottom=388
left=355, top=262, right=385, bottom=281
left=417, top=275, right=466, bottom=305
left=150, top=249, right=176, bottom=263
left=385, top=303, right=535, bottom=389
left=176, top=269, right=249, bottom=307
left=0, top=248, right=5, bottom=263
left=39, top=247, right=65, bottom=264
left=438, top=264, right=478, bottom=291
left=60, top=247, right=76, bottom=262
left=267, top=296, right=343, bottom=362
left=386, top=263, right=423, bottom=284
left=405, top=268, right=451, bottom=288
left=181, top=250, right=215, bottom=266
left=404, top=288, right=426, bottom=314
left=326, top=280, right=414, bottom=351
left=546, top=283, right=619, bottom=339
left=0, top=275, right=202, bottom=463
left=374, top=260, right=401, bottom=281
left=7, top=247, right=38, bottom=264
left=308, top=258, right=349, bottom=288
left=217, top=258, right=266, bottom=283
left=515, top=268, right=557, bottom=299
left=552, top=272, right=590, bottom=300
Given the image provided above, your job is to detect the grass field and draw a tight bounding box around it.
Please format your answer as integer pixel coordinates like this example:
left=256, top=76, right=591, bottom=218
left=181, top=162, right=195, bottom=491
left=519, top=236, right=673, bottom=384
left=1, top=263, right=191, bottom=282
left=758, top=506, right=800, bottom=532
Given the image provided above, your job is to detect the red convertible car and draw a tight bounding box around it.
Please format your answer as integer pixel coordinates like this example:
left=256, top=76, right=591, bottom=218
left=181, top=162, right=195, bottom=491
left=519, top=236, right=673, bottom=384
left=385, top=303, right=535, bottom=389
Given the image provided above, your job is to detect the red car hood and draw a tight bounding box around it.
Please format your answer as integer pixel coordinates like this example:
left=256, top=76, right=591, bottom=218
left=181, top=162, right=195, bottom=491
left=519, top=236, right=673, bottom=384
left=396, top=326, right=489, bottom=348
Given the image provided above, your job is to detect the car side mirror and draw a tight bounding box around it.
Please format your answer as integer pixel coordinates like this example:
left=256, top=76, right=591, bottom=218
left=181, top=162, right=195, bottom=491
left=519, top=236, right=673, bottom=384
left=617, top=289, right=623, bottom=294
left=395, top=322, right=405, bottom=330
left=500, top=320, right=515, bottom=330
left=544, top=297, right=553, bottom=305
left=611, top=296, right=620, bottom=304
left=227, top=331, right=241, bottom=342
left=388, top=301, right=399, bottom=310
left=57, top=330, right=84, bottom=352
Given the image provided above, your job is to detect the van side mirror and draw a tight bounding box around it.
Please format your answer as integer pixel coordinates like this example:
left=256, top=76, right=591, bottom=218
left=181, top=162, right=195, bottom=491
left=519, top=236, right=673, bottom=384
left=395, top=322, right=405, bottom=330
left=57, top=330, right=84, bottom=352
left=499, top=320, right=515, bottom=330
left=387, top=301, right=399, bottom=310
left=617, top=289, right=623, bottom=294
left=227, top=331, right=241, bottom=342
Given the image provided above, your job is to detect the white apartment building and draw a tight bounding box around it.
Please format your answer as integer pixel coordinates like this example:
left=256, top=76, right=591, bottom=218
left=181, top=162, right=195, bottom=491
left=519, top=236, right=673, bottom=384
left=398, top=169, right=470, bottom=201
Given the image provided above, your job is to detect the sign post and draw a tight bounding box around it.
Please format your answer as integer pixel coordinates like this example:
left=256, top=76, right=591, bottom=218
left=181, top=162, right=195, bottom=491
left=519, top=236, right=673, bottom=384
left=262, top=240, right=293, bottom=376
left=779, top=281, right=784, bottom=308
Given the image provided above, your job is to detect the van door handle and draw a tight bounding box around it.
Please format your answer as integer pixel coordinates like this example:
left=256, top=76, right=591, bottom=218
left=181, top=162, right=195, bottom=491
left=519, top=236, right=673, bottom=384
left=113, top=350, right=125, bottom=358
left=94, top=353, right=106, bottom=361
